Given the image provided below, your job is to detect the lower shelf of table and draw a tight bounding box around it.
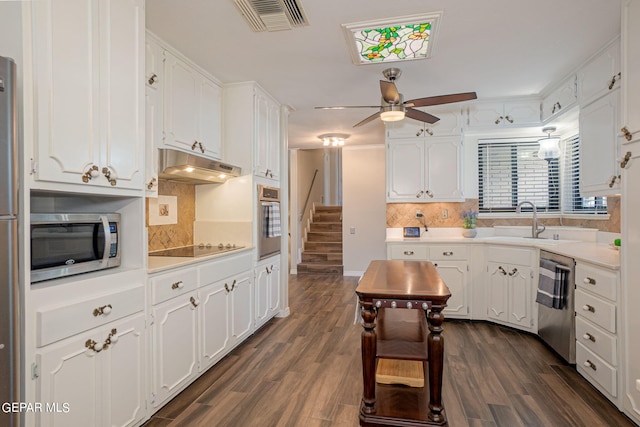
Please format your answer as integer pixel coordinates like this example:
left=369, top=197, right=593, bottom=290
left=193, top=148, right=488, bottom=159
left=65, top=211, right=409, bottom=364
left=359, top=384, right=446, bottom=426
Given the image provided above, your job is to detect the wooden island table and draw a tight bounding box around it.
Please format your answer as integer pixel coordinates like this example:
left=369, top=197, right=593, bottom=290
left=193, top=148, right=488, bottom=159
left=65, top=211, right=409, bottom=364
left=355, top=260, right=451, bottom=426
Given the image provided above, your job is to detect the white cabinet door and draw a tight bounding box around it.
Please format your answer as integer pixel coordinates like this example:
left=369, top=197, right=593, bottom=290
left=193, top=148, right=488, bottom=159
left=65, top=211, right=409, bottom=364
left=145, top=85, right=160, bottom=196
left=386, top=120, right=428, bottom=139
left=508, top=266, right=533, bottom=330
left=37, top=331, right=100, bottom=427
left=254, top=88, right=280, bottom=179
left=31, top=0, right=144, bottom=191
left=542, top=75, right=577, bottom=122
left=151, top=291, right=199, bottom=408
left=621, top=0, right=640, bottom=141
left=387, top=139, right=425, bottom=201
left=503, top=101, right=541, bottom=127
left=102, top=314, right=145, bottom=427
left=467, top=103, right=505, bottom=128
left=467, top=100, right=540, bottom=129
left=578, top=40, right=621, bottom=106
left=254, top=265, right=270, bottom=328
left=267, top=100, right=281, bottom=179
left=163, top=51, right=199, bottom=154
left=579, top=90, right=620, bottom=195
left=425, top=138, right=463, bottom=201
left=198, top=77, right=222, bottom=159
left=230, top=274, right=253, bottom=344
left=199, top=282, right=231, bottom=371
left=386, top=109, right=462, bottom=138
left=145, top=36, right=163, bottom=90
left=268, top=262, right=281, bottom=317
left=433, top=261, right=467, bottom=318
left=486, top=262, right=509, bottom=323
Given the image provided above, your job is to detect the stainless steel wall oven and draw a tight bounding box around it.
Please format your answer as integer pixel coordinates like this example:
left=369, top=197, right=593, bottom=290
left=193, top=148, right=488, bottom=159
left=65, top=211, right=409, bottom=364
left=258, top=185, right=281, bottom=260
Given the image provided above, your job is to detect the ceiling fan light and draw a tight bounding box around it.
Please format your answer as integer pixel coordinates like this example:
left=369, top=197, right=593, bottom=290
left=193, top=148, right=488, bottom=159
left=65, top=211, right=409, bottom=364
left=380, top=110, right=405, bottom=122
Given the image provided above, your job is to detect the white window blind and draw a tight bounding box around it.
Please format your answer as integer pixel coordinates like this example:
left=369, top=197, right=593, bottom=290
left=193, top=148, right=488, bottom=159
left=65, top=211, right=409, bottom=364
left=478, top=139, right=559, bottom=213
left=562, top=135, right=607, bottom=214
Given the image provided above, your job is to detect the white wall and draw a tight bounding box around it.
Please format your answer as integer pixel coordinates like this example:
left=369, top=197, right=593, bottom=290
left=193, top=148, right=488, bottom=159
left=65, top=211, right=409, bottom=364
left=297, top=149, right=325, bottom=221
left=342, top=145, right=386, bottom=276
left=0, top=3, right=22, bottom=65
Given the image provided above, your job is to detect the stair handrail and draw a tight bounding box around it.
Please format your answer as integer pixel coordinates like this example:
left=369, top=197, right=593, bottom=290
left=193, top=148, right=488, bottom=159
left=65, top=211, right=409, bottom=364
left=300, top=169, right=319, bottom=222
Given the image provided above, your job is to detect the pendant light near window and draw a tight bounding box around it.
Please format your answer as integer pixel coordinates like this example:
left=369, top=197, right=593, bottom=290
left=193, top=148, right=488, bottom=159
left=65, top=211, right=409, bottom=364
left=538, top=126, right=561, bottom=161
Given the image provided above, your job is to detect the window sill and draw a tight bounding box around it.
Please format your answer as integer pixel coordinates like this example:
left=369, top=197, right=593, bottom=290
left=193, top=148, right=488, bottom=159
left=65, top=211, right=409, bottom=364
left=478, top=213, right=610, bottom=221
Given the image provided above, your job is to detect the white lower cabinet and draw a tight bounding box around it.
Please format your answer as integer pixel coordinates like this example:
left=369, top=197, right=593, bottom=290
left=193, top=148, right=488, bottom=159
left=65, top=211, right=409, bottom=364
left=37, top=313, right=146, bottom=427
left=254, top=255, right=281, bottom=328
left=485, top=247, right=536, bottom=332
left=199, top=281, right=231, bottom=371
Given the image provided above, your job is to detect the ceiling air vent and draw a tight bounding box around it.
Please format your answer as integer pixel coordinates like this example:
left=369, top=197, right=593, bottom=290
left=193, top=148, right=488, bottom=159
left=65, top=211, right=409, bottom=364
left=233, top=0, right=309, bottom=32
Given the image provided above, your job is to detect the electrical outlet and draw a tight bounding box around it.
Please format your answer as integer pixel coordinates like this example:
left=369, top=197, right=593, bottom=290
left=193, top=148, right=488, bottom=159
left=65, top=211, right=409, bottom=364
left=442, top=209, right=449, bottom=219
left=415, top=210, right=423, bottom=218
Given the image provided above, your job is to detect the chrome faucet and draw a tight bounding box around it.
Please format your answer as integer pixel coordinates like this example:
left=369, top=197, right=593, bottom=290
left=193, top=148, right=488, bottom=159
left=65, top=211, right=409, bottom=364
left=516, top=201, right=546, bottom=238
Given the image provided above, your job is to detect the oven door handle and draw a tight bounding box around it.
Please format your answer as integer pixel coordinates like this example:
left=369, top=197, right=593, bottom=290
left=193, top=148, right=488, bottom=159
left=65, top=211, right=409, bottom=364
left=99, top=215, right=111, bottom=264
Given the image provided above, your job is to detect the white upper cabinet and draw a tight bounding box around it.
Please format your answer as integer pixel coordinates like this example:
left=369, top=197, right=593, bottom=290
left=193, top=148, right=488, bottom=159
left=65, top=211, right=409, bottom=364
left=387, top=136, right=463, bottom=202
left=580, top=90, right=621, bottom=195
left=144, top=37, right=162, bottom=196
left=30, top=0, right=145, bottom=192
left=621, top=0, right=640, bottom=142
left=541, top=75, right=577, bottom=122
left=577, top=39, right=621, bottom=106
left=466, top=100, right=541, bottom=129
left=163, top=51, right=221, bottom=160
left=254, top=87, right=281, bottom=180
left=386, top=108, right=463, bottom=138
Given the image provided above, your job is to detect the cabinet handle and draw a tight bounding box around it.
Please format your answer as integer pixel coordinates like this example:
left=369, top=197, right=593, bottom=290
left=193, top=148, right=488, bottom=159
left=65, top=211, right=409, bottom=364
left=425, top=190, right=434, bottom=198
left=582, top=304, right=595, bottom=313
left=198, top=142, right=205, bottom=153
left=103, top=328, right=118, bottom=351
left=147, top=177, right=157, bottom=190
left=425, top=128, right=433, bottom=136
left=442, top=251, right=453, bottom=256
left=82, top=165, right=100, bottom=183
left=508, top=268, right=518, bottom=276
left=495, top=116, right=503, bottom=125
left=621, top=151, right=632, bottom=169
left=416, top=129, right=424, bottom=137
left=266, top=266, right=272, bottom=274
left=102, top=167, right=117, bottom=186
left=85, top=339, right=103, bottom=354
left=190, top=296, right=199, bottom=308
left=583, top=332, right=596, bottom=342
left=93, top=304, right=112, bottom=317
left=403, top=250, right=414, bottom=256
left=552, top=101, right=562, bottom=114
left=504, top=115, right=514, bottom=123
left=148, top=73, right=158, bottom=85
left=609, top=72, right=621, bottom=90
left=230, top=279, right=237, bottom=291
left=583, top=277, right=596, bottom=285
left=265, top=169, right=273, bottom=178
left=498, top=266, right=507, bottom=276
left=224, top=283, right=231, bottom=293
left=171, top=281, right=184, bottom=290
left=608, top=175, right=619, bottom=188
left=191, top=141, right=199, bottom=151
left=415, top=190, right=424, bottom=198
left=584, top=360, right=597, bottom=371
left=621, top=127, right=633, bottom=142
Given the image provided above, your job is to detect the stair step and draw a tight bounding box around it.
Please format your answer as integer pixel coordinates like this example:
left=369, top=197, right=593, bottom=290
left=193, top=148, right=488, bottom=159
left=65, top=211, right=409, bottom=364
left=301, top=252, right=343, bottom=263
left=304, top=241, right=342, bottom=252
left=313, top=211, right=342, bottom=222
left=297, top=263, right=344, bottom=275
left=306, top=231, right=342, bottom=242
left=315, top=206, right=342, bottom=213
left=310, top=222, right=342, bottom=232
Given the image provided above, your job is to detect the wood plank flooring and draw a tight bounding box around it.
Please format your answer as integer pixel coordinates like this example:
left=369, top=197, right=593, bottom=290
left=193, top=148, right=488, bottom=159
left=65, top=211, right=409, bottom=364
left=143, top=274, right=637, bottom=427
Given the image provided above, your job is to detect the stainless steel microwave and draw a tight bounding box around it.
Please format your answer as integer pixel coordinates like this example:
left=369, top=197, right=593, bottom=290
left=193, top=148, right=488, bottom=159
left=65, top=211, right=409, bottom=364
left=30, top=213, right=121, bottom=283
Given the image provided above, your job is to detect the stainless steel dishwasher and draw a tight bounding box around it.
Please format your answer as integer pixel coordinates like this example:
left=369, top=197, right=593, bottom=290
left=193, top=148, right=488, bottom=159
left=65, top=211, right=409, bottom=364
left=537, top=250, right=576, bottom=364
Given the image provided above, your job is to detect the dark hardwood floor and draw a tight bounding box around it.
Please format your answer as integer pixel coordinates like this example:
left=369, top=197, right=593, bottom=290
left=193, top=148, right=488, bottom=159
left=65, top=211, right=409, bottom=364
left=143, top=274, right=636, bottom=427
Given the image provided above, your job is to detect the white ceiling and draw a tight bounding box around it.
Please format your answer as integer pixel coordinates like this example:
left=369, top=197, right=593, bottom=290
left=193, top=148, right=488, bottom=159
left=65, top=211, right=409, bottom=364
left=146, top=0, right=622, bottom=149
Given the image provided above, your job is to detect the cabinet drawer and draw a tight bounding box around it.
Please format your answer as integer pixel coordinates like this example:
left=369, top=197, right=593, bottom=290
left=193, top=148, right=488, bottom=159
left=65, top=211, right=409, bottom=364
left=37, top=285, right=144, bottom=347
left=576, top=341, right=617, bottom=397
left=388, top=244, right=428, bottom=260
left=575, top=289, right=616, bottom=333
left=576, top=316, right=617, bottom=365
left=199, top=251, right=253, bottom=284
left=429, top=246, right=468, bottom=261
left=486, top=246, right=532, bottom=265
left=151, top=267, right=198, bottom=305
left=576, top=262, right=617, bottom=301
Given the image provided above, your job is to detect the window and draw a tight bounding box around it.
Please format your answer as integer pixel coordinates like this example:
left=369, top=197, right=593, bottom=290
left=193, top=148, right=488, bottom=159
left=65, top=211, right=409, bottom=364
left=478, top=136, right=606, bottom=215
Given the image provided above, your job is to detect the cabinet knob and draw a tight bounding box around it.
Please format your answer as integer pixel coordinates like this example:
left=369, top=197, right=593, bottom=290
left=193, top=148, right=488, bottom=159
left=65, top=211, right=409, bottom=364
left=93, top=304, right=112, bottom=317
left=425, top=190, right=434, bottom=198
left=391, top=301, right=397, bottom=309
left=416, top=190, right=424, bottom=198
left=609, top=72, right=621, bottom=90
left=171, top=281, right=184, bottom=290
left=148, top=73, right=158, bottom=85
left=406, top=302, right=413, bottom=309
left=191, top=141, right=199, bottom=151
left=621, top=151, right=632, bottom=169
left=190, top=296, right=200, bottom=308
left=495, top=116, right=503, bottom=125
left=498, top=266, right=507, bottom=276
left=583, top=277, right=596, bottom=285
left=584, top=360, right=597, bottom=371
left=442, top=251, right=453, bottom=256
left=504, top=115, right=514, bottom=123
left=583, top=332, right=596, bottom=342
left=621, top=127, right=633, bottom=142
left=102, top=167, right=117, bottom=186
left=582, top=304, right=595, bottom=313
left=403, top=250, right=414, bottom=256
left=147, top=177, right=157, bottom=190
left=508, top=268, right=518, bottom=276
left=82, top=165, right=100, bottom=183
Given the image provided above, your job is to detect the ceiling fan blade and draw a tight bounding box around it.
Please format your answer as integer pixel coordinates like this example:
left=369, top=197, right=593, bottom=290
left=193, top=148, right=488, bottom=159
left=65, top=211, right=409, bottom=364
left=315, top=105, right=381, bottom=109
left=380, top=81, right=401, bottom=104
left=353, top=111, right=382, bottom=128
left=406, top=92, right=478, bottom=108
left=406, top=108, right=440, bottom=124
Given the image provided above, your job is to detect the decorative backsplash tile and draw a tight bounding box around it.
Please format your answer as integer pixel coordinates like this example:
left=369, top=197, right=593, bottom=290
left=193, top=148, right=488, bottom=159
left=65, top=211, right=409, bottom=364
left=147, top=180, right=196, bottom=251
left=386, top=196, right=621, bottom=233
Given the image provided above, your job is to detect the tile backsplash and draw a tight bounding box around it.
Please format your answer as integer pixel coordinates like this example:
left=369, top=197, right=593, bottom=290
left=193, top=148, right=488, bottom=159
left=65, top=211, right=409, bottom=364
left=386, top=196, right=621, bottom=233
left=147, top=180, right=196, bottom=251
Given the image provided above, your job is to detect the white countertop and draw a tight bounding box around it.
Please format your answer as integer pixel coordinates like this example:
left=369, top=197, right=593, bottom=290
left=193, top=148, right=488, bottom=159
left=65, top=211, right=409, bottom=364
left=386, top=236, right=620, bottom=269
left=147, top=246, right=255, bottom=274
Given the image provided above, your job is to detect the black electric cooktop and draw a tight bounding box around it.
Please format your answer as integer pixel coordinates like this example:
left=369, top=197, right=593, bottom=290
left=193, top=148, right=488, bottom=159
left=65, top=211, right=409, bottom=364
left=149, top=244, right=244, bottom=258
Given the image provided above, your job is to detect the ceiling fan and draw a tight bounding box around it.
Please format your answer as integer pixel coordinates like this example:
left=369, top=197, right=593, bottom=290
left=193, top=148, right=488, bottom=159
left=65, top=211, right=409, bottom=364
left=316, top=68, right=477, bottom=128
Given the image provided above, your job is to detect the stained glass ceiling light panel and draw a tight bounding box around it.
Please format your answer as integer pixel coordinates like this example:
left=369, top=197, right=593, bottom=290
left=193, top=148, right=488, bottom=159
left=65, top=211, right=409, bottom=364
left=342, top=13, right=443, bottom=65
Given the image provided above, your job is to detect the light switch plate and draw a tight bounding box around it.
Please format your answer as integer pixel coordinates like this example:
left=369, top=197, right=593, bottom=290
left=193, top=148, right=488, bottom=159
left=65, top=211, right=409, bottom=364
left=636, top=379, right=640, bottom=392
left=350, top=227, right=356, bottom=234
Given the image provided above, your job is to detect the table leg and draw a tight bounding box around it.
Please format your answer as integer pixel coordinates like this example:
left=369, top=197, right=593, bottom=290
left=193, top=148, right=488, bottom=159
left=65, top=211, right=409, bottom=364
left=360, top=301, right=377, bottom=414
left=426, top=305, right=445, bottom=423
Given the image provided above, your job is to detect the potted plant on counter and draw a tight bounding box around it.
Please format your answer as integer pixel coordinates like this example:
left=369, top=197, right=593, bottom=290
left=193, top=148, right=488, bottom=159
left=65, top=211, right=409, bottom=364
left=461, top=209, right=478, bottom=238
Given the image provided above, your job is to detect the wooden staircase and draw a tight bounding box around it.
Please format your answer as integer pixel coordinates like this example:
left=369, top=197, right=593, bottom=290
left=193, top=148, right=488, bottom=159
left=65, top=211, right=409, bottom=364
left=298, top=206, right=343, bottom=275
